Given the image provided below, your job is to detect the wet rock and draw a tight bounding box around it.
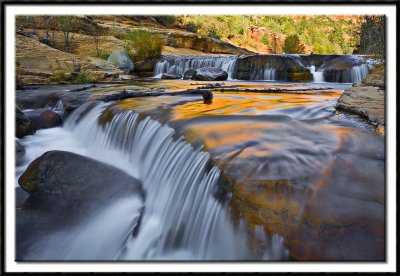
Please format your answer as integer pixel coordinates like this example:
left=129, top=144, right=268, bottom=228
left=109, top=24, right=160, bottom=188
left=16, top=107, right=36, bottom=138
left=16, top=140, right=26, bottom=166
left=202, top=90, right=213, bottom=101
left=183, top=68, right=196, bottom=80
left=107, top=51, right=134, bottom=73
left=161, top=73, right=182, bottom=80
left=235, top=55, right=312, bottom=81
left=25, top=109, right=62, bottom=130
left=192, top=67, right=228, bottom=81
left=19, top=150, right=145, bottom=214
left=336, top=86, right=384, bottom=126
left=362, top=64, right=385, bottom=89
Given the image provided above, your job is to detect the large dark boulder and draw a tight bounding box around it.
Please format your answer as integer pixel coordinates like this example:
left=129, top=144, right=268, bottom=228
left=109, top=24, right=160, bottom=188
left=25, top=109, right=62, bottom=130
left=161, top=73, right=182, bottom=79
left=19, top=150, right=145, bottom=216
left=192, top=67, right=228, bottom=81
left=183, top=68, right=196, bottom=80
left=16, top=107, right=36, bottom=138
left=17, top=150, right=145, bottom=260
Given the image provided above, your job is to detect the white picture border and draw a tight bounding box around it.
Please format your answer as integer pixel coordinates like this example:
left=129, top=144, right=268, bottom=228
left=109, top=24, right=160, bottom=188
left=4, top=3, right=397, bottom=273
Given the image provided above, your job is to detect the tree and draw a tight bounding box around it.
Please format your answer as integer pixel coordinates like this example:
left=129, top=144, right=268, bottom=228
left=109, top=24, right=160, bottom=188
left=271, top=34, right=279, bottom=54
left=261, top=33, right=270, bottom=46
left=124, top=29, right=163, bottom=62
left=358, top=15, right=385, bottom=61
left=42, top=16, right=56, bottom=46
left=90, top=22, right=103, bottom=58
left=207, top=25, right=220, bottom=39
left=283, top=34, right=306, bottom=54
left=55, top=16, right=78, bottom=53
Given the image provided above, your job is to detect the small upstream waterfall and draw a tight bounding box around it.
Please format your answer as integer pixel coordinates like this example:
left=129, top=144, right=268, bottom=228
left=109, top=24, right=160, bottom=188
left=154, top=56, right=237, bottom=80
left=153, top=54, right=372, bottom=83
left=344, top=64, right=370, bottom=83
left=309, top=66, right=325, bottom=83
left=324, top=64, right=370, bottom=83
left=22, top=102, right=288, bottom=260
left=250, top=66, right=276, bottom=81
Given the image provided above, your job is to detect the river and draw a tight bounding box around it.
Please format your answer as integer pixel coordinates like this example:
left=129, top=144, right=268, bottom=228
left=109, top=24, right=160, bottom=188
left=15, top=55, right=384, bottom=261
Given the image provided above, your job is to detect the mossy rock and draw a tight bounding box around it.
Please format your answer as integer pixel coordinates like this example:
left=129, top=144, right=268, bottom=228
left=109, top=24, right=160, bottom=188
left=288, top=72, right=312, bottom=82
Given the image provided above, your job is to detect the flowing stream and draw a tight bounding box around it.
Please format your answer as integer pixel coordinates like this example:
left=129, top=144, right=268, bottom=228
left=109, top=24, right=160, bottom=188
left=16, top=54, right=383, bottom=261
left=17, top=102, right=288, bottom=261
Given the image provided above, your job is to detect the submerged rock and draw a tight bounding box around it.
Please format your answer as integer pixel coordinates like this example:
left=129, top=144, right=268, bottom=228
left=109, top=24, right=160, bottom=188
left=107, top=51, right=134, bottom=73
left=202, top=90, right=213, bottom=101
left=192, top=67, right=228, bottom=81
left=16, top=107, right=36, bottom=138
left=25, top=109, right=62, bottom=130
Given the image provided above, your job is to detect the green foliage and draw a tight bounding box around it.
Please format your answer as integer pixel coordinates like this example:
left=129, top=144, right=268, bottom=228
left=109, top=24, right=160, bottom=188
left=50, top=70, right=69, bottom=83
left=261, top=34, right=270, bottom=46
left=207, top=25, right=220, bottom=39
left=283, top=34, right=306, bottom=54
left=124, top=29, right=163, bottom=62
left=154, top=16, right=176, bottom=27
left=183, top=22, right=199, bottom=33
left=178, top=15, right=361, bottom=54
left=98, top=51, right=110, bottom=60
left=54, top=16, right=80, bottom=53
left=71, top=73, right=96, bottom=84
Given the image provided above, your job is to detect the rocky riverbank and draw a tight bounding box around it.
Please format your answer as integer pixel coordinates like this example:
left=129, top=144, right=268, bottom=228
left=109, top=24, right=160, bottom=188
left=336, top=64, right=385, bottom=135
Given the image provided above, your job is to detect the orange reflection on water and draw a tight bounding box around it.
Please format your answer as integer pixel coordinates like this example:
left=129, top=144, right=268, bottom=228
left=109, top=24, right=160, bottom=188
left=172, top=92, right=341, bottom=120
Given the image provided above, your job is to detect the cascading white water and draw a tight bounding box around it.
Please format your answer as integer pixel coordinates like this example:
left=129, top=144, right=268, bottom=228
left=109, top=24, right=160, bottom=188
left=250, top=65, right=277, bottom=81
left=309, top=65, right=325, bottom=83
left=19, top=102, right=289, bottom=260
left=154, top=56, right=238, bottom=80
left=344, top=64, right=370, bottom=83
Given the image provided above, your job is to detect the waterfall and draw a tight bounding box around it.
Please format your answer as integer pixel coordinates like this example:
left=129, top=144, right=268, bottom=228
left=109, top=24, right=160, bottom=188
left=154, top=55, right=238, bottom=80
left=324, top=64, right=370, bottom=83
left=309, top=66, right=325, bottom=83
left=23, top=102, right=288, bottom=260
left=153, top=55, right=371, bottom=83
left=250, top=65, right=277, bottom=81
left=345, top=64, right=370, bottom=83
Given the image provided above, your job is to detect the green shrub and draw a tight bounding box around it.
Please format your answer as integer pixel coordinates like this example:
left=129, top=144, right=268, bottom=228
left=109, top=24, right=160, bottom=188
left=124, top=29, right=163, bottom=62
left=98, top=51, right=110, bottom=60
left=283, top=34, right=306, bottom=54
left=71, top=73, right=96, bottom=84
left=207, top=25, right=220, bottom=39
left=154, top=16, right=176, bottom=27
left=50, top=70, right=69, bottom=83
left=183, top=22, right=199, bottom=33
left=261, top=34, right=270, bottom=46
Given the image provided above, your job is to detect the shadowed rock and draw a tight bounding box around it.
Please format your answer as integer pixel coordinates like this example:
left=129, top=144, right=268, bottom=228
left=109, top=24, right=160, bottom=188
left=25, top=109, right=62, bottom=130
left=16, top=107, right=36, bottom=138
left=192, top=67, right=228, bottom=81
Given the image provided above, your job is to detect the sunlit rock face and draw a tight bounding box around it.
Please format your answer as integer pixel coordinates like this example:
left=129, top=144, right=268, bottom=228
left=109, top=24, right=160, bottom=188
left=113, top=87, right=384, bottom=261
